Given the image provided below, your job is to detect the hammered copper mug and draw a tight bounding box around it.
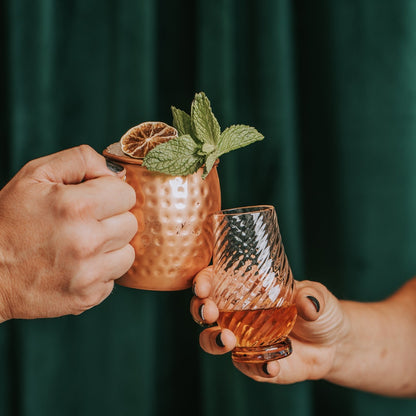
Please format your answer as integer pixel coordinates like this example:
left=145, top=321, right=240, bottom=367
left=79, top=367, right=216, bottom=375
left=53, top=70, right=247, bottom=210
left=103, top=142, right=221, bottom=291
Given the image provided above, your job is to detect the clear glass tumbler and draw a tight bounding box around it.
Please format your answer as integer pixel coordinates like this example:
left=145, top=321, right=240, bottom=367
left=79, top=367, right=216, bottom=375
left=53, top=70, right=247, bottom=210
left=211, top=205, right=297, bottom=363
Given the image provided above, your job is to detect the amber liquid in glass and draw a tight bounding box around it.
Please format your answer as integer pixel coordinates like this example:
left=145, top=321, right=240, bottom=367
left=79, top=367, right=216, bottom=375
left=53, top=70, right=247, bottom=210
left=217, top=303, right=297, bottom=348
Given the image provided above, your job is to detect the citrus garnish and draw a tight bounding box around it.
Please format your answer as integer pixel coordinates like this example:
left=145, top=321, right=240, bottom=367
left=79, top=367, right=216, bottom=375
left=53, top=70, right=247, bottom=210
left=120, top=121, right=178, bottom=158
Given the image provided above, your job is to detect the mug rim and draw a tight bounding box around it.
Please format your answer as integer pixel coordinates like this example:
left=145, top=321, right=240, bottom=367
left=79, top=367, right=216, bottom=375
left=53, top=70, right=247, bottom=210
left=103, top=142, right=220, bottom=170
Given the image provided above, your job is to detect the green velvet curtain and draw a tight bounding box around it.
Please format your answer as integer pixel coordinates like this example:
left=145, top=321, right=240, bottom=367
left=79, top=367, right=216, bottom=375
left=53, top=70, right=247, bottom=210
left=1, top=0, right=416, bottom=415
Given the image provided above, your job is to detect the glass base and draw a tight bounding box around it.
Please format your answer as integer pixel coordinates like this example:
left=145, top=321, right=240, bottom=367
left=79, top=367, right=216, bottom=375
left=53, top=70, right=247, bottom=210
left=231, top=338, right=293, bottom=363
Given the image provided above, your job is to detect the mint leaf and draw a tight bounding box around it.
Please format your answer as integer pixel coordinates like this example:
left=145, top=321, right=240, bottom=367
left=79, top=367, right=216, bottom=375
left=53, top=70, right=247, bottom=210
left=202, top=152, right=219, bottom=179
left=217, top=124, right=264, bottom=156
left=191, top=92, right=221, bottom=146
left=143, top=135, right=204, bottom=176
left=171, top=106, right=192, bottom=136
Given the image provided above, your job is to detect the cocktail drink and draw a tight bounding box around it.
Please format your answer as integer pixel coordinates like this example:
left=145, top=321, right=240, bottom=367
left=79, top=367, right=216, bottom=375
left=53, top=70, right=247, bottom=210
left=211, top=205, right=297, bottom=363
left=104, top=92, right=264, bottom=291
left=103, top=141, right=221, bottom=291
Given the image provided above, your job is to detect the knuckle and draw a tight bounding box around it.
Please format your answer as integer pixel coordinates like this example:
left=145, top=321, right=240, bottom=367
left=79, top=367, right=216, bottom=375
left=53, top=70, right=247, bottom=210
left=19, top=159, right=47, bottom=179
left=74, top=145, right=102, bottom=174
left=70, top=296, right=96, bottom=315
left=72, top=237, right=100, bottom=260
left=19, top=160, right=36, bottom=175
left=47, top=190, right=102, bottom=259
left=76, top=144, right=96, bottom=159
left=60, top=226, right=101, bottom=260
left=66, top=197, right=92, bottom=220
left=70, top=274, right=111, bottom=311
left=52, top=188, right=95, bottom=222
left=70, top=198, right=95, bottom=219
left=72, top=299, right=96, bottom=314
left=70, top=270, right=97, bottom=293
left=78, top=295, right=101, bottom=311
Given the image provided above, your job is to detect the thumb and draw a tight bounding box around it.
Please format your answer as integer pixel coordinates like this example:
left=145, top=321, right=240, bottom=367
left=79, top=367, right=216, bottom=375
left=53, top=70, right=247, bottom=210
left=28, top=145, right=125, bottom=184
left=292, top=280, right=345, bottom=346
left=294, top=280, right=328, bottom=322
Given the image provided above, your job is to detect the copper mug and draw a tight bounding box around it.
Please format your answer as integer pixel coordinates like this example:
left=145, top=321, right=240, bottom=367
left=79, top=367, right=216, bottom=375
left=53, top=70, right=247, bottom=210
left=103, top=142, right=221, bottom=291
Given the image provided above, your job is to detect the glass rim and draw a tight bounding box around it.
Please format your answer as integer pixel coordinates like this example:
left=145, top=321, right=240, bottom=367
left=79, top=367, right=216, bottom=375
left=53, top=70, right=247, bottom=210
left=212, top=204, right=275, bottom=217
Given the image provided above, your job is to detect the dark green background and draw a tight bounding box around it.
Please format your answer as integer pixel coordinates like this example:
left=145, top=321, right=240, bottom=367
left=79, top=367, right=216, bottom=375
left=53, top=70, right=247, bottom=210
left=1, top=0, right=416, bottom=415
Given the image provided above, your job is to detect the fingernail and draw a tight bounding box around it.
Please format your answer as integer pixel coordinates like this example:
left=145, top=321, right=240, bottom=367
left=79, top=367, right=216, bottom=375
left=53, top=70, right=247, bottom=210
left=262, top=363, right=270, bottom=375
left=198, top=304, right=205, bottom=321
left=106, top=159, right=124, bottom=173
left=216, top=333, right=225, bottom=348
left=307, top=295, right=320, bottom=312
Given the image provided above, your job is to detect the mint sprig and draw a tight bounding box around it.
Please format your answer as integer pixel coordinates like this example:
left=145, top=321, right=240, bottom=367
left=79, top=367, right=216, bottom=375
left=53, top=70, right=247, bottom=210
left=143, top=92, right=264, bottom=178
left=191, top=92, right=221, bottom=146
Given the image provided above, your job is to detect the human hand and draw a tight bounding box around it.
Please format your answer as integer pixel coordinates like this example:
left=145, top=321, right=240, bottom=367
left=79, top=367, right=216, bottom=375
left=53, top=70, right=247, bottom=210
left=0, top=145, right=138, bottom=321
left=190, top=266, right=349, bottom=383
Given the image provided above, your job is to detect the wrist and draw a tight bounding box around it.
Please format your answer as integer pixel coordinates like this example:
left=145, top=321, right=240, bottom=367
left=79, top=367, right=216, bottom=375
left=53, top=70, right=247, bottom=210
left=323, top=300, right=386, bottom=390
left=322, top=300, right=355, bottom=381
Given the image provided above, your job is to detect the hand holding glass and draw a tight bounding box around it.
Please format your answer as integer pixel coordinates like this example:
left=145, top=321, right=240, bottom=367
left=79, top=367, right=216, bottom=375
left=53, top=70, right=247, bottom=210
left=211, top=205, right=297, bottom=363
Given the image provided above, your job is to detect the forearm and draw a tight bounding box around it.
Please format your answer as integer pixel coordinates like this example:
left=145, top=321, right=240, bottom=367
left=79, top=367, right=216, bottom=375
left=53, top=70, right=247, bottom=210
left=326, top=277, right=416, bottom=397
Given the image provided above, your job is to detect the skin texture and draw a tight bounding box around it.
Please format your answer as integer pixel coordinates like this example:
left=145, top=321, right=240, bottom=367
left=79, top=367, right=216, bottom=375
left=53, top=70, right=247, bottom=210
left=0, top=145, right=138, bottom=321
left=191, top=266, right=416, bottom=398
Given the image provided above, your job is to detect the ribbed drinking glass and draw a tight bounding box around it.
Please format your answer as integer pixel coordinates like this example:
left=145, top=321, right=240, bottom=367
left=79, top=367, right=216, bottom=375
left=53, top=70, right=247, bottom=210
left=211, top=205, right=297, bottom=363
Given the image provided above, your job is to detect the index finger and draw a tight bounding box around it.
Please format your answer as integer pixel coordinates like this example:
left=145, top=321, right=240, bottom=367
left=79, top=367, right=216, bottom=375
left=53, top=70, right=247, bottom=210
left=27, top=145, right=122, bottom=184
left=67, top=176, right=136, bottom=220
